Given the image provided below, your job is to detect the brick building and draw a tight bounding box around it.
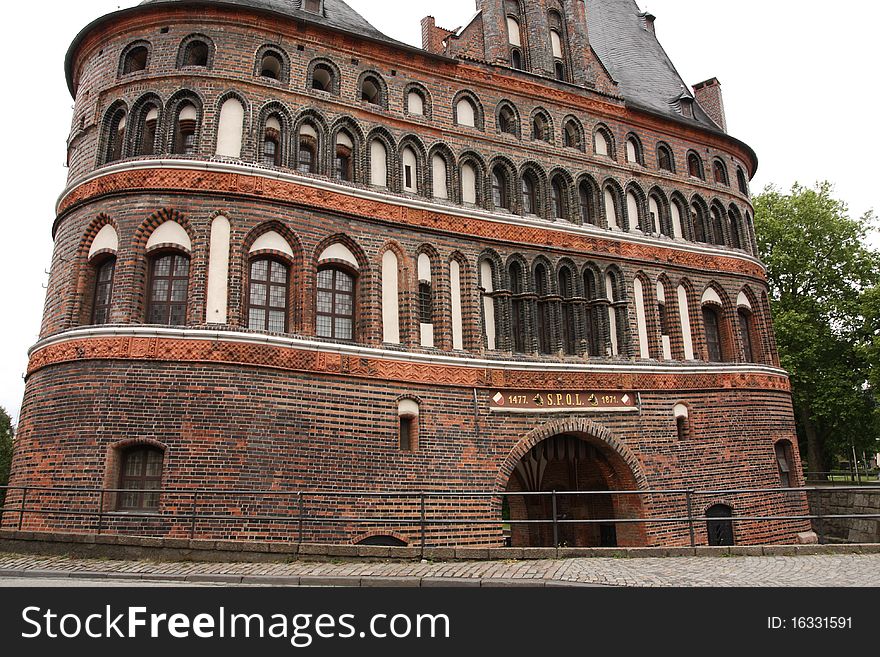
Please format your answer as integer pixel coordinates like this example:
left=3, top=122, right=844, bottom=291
left=7, top=0, right=810, bottom=548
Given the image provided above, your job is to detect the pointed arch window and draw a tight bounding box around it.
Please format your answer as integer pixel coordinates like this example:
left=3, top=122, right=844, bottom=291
left=106, top=110, right=127, bottom=163
left=335, top=131, right=354, bottom=181
left=262, top=116, right=282, bottom=167
left=560, top=268, right=577, bottom=355
left=172, top=104, right=198, bottom=156
left=498, top=105, right=518, bottom=136
left=521, top=174, right=538, bottom=216
left=702, top=305, right=723, bottom=362
left=535, top=264, right=552, bottom=355
left=583, top=269, right=600, bottom=356
left=138, top=106, right=159, bottom=157
left=297, top=126, right=318, bottom=174
left=737, top=167, right=749, bottom=196
left=739, top=308, right=755, bottom=363
left=492, top=167, right=510, bottom=211
left=551, top=179, right=566, bottom=220
left=579, top=182, right=596, bottom=225
left=248, top=258, right=290, bottom=333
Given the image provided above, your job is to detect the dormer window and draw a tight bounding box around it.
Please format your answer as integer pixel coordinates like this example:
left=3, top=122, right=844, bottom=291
left=303, top=0, right=322, bottom=13
left=680, top=96, right=695, bottom=119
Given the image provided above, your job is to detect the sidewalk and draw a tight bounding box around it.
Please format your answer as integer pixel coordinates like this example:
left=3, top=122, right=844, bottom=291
left=1, top=552, right=878, bottom=587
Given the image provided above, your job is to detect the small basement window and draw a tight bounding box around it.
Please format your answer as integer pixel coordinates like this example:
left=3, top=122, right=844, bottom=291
left=398, top=399, right=420, bottom=452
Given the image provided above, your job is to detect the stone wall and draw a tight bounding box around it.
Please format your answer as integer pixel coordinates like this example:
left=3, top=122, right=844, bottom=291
left=808, top=489, right=880, bottom=544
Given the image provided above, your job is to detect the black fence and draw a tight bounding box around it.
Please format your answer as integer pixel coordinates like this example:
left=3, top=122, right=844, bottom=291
left=1, top=484, right=878, bottom=551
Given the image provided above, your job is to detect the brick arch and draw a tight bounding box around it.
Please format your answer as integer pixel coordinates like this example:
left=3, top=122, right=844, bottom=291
left=376, top=239, right=411, bottom=345
left=518, top=160, right=548, bottom=218
left=449, top=249, right=478, bottom=351
left=163, top=89, right=205, bottom=155
left=350, top=530, right=410, bottom=547
left=487, top=155, right=518, bottom=212
left=98, top=99, right=129, bottom=166
left=494, top=418, right=648, bottom=493
left=293, top=108, right=331, bottom=176
left=306, top=57, right=341, bottom=95
left=624, top=180, right=649, bottom=232
left=452, top=90, right=485, bottom=130
left=398, top=134, right=429, bottom=196
left=427, top=142, right=457, bottom=200
left=212, top=89, right=251, bottom=159
left=311, top=233, right=373, bottom=343
left=256, top=101, right=294, bottom=168
left=70, top=214, right=120, bottom=328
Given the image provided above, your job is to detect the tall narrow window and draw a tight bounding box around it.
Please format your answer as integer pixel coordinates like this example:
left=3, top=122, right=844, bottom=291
left=560, top=269, right=576, bottom=355
left=335, top=131, right=354, bottom=181
left=107, top=110, right=127, bottom=163
left=317, top=267, right=355, bottom=341
left=398, top=399, right=419, bottom=452
left=563, top=121, right=581, bottom=150
left=139, top=107, right=159, bottom=156
left=658, top=144, right=674, bottom=172
left=172, top=104, right=198, bottom=155
left=535, top=265, right=552, bottom=355
left=692, top=204, right=707, bottom=243
left=480, top=260, right=497, bottom=350
left=775, top=442, right=794, bottom=488
left=402, top=147, right=418, bottom=193
left=551, top=180, right=565, bottom=219
left=713, top=160, right=729, bottom=186
left=298, top=136, right=317, bottom=173
left=498, top=106, right=517, bottom=136
left=729, top=209, right=742, bottom=250
left=370, top=140, right=388, bottom=188
left=739, top=309, right=755, bottom=363
left=248, top=258, right=289, bottom=333
left=521, top=175, right=538, bottom=215
left=702, top=305, right=723, bottom=362
left=674, top=404, right=690, bottom=440
left=461, top=162, right=477, bottom=204
left=584, top=269, right=600, bottom=356
left=604, top=187, right=618, bottom=229
left=657, top=282, right=672, bottom=360
left=215, top=98, right=244, bottom=159
left=263, top=116, right=282, bottom=167
left=492, top=167, right=509, bottom=210
left=711, top=207, right=726, bottom=246
left=509, top=262, right=526, bottom=353
left=606, top=273, right=620, bottom=357
left=118, top=446, right=164, bottom=511
left=737, top=167, right=749, bottom=196
left=92, top=258, right=116, bottom=325
left=431, top=154, right=448, bottom=199
left=417, top=253, right=434, bottom=348
left=532, top=114, right=549, bottom=142
left=579, top=182, right=596, bottom=225
left=626, top=137, right=641, bottom=165
left=147, top=253, right=190, bottom=326
left=688, top=153, right=704, bottom=179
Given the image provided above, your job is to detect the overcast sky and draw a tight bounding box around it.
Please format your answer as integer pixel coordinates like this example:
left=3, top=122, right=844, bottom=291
left=0, top=0, right=877, bottom=422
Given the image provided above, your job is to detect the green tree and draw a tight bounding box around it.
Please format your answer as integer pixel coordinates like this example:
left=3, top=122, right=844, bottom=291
left=754, top=182, right=880, bottom=474
left=0, top=406, right=13, bottom=505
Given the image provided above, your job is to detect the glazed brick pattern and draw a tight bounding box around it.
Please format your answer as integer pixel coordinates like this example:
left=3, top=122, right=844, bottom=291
left=7, top=360, right=809, bottom=546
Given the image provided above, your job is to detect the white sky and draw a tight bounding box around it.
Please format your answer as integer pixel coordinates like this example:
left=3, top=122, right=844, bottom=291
left=0, top=0, right=877, bottom=422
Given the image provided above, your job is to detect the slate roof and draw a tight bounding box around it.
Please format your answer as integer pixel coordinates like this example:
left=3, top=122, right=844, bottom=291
left=586, top=0, right=719, bottom=131
left=139, top=0, right=397, bottom=46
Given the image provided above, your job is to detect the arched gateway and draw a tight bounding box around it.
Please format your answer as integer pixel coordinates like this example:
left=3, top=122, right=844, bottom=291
left=499, top=421, right=648, bottom=548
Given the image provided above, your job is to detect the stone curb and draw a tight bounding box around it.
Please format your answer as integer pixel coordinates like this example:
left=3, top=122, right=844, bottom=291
left=0, top=568, right=596, bottom=588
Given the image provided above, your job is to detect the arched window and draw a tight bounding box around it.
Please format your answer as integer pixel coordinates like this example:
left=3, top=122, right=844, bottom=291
left=728, top=208, right=743, bottom=250
left=559, top=268, right=577, bottom=355
left=604, top=186, right=619, bottom=229
left=492, top=166, right=510, bottom=211
left=335, top=131, right=354, bottom=181
left=535, top=264, right=552, bottom=355
left=521, top=173, right=538, bottom=215
left=670, top=200, right=685, bottom=239
left=579, top=181, right=597, bottom=225
left=118, top=446, right=164, bottom=511
left=311, top=63, right=335, bottom=92
left=551, top=178, right=566, bottom=220
left=431, top=153, right=448, bottom=199
left=498, top=105, right=518, bottom=136
left=594, top=128, right=612, bottom=157
left=648, top=196, right=662, bottom=235
left=406, top=88, right=426, bottom=116
left=297, top=124, right=319, bottom=174
left=738, top=308, right=755, bottom=363
left=549, top=11, right=567, bottom=80
left=626, top=136, right=643, bottom=165
left=511, top=48, right=524, bottom=70
left=713, top=160, right=729, bottom=186
left=381, top=250, right=400, bottom=345
left=136, top=105, right=159, bottom=157
left=677, top=284, right=696, bottom=360
left=702, top=304, right=723, bottom=362
left=369, top=139, right=388, bottom=188
left=402, top=147, right=419, bottom=193
left=248, top=258, right=290, bottom=333
left=737, top=167, right=749, bottom=196
left=706, top=505, right=735, bottom=546
left=532, top=113, right=550, bottom=142
left=455, top=97, right=477, bottom=128
left=121, top=44, right=149, bottom=75
left=216, top=97, right=244, bottom=159
left=691, top=202, right=708, bottom=243
left=480, top=259, right=498, bottom=350
left=563, top=120, right=582, bottom=150
left=710, top=206, right=726, bottom=246
left=92, top=258, right=116, bottom=325
left=258, top=50, right=284, bottom=80
left=450, top=258, right=465, bottom=350
left=418, top=253, right=434, bottom=347
left=657, top=282, right=672, bottom=360
left=147, top=253, right=190, bottom=326
left=775, top=441, right=794, bottom=487
left=554, top=60, right=566, bottom=82
left=657, top=144, right=674, bottom=172
left=633, top=277, right=650, bottom=359
left=461, top=161, right=478, bottom=204
left=316, top=267, right=355, bottom=341
left=507, top=16, right=522, bottom=47
left=172, top=103, right=198, bottom=156
left=360, top=74, right=385, bottom=106
left=180, top=38, right=210, bottom=68
left=262, top=116, right=283, bottom=167
left=626, top=191, right=642, bottom=232
left=398, top=399, right=419, bottom=452
left=605, top=272, right=622, bottom=357
left=508, top=261, right=527, bottom=353
left=583, top=268, right=600, bottom=356
left=688, top=152, right=704, bottom=179
left=674, top=404, right=690, bottom=440
left=106, top=109, right=127, bottom=163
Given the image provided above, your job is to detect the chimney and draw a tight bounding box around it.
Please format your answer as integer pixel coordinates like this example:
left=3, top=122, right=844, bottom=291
left=692, top=78, right=727, bottom=132
left=421, top=16, right=457, bottom=55
left=639, top=12, right=656, bottom=35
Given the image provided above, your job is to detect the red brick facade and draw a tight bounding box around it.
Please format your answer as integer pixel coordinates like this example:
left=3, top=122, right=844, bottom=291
left=7, top=0, right=810, bottom=548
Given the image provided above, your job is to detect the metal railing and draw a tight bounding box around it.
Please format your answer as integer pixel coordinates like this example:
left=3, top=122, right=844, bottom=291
left=0, top=484, right=878, bottom=553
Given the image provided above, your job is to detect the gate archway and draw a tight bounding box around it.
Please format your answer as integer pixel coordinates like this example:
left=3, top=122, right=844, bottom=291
left=499, top=422, right=648, bottom=548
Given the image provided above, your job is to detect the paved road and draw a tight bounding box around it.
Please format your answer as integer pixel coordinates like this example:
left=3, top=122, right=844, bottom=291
left=2, top=552, right=879, bottom=587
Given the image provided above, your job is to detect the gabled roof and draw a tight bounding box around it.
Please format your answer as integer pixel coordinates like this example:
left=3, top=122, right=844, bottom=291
left=586, top=0, right=719, bottom=131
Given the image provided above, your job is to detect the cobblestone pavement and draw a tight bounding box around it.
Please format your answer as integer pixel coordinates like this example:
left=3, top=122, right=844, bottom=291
left=1, top=552, right=879, bottom=587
